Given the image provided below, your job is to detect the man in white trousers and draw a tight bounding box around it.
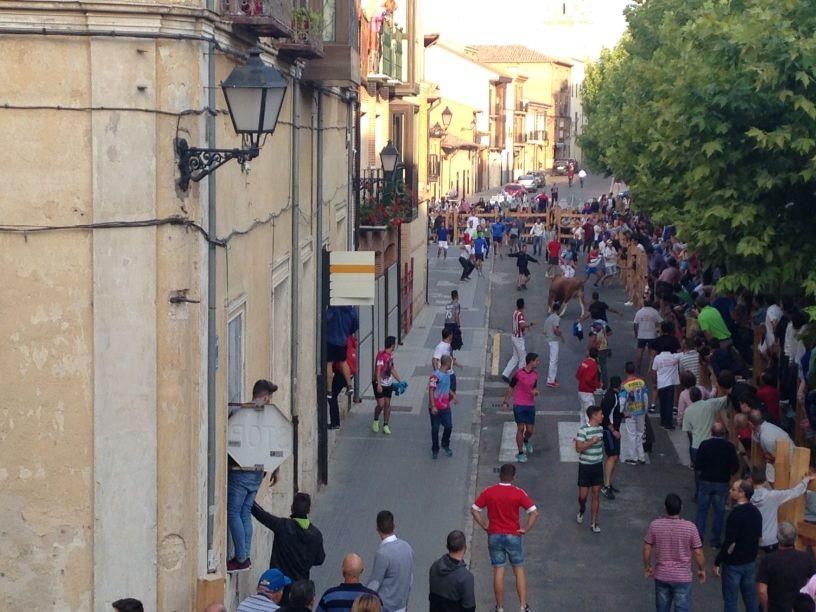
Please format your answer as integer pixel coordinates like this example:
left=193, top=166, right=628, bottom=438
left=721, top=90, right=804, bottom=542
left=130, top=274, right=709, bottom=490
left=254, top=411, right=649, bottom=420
left=620, top=361, right=648, bottom=465
left=502, top=298, right=534, bottom=382
left=543, top=301, right=564, bottom=389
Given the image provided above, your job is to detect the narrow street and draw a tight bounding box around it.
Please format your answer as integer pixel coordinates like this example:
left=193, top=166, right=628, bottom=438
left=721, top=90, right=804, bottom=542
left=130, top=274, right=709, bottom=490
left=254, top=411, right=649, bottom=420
left=472, top=176, right=722, bottom=611
left=310, top=174, right=722, bottom=611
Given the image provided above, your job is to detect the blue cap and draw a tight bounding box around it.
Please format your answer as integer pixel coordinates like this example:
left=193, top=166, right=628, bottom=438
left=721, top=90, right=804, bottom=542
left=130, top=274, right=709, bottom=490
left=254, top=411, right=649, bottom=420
left=258, top=568, right=292, bottom=591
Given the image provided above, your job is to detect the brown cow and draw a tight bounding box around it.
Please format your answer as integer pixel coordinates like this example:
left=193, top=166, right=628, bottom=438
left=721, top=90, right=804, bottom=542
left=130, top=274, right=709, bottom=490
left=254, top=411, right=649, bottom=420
left=548, top=276, right=587, bottom=317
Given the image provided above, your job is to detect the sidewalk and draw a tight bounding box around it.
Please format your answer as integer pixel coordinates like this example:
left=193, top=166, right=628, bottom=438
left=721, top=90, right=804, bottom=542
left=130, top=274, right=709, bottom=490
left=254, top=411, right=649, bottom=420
left=309, top=245, right=493, bottom=610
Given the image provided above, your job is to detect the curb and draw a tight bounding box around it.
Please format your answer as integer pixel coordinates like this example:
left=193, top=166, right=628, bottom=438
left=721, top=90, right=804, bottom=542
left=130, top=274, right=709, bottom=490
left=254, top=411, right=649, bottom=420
left=463, top=251, right=494, bottom=565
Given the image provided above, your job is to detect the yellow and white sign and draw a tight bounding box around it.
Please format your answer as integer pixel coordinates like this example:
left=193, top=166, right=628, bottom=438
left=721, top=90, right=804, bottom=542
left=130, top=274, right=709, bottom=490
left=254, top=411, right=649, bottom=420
left=330, top=251, right=376, bottom=305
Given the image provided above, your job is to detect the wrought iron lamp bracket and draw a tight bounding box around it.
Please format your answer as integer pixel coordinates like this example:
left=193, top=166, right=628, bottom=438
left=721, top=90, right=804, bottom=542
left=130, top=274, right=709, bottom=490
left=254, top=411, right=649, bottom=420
left=176, top=138, right=260, bottom=191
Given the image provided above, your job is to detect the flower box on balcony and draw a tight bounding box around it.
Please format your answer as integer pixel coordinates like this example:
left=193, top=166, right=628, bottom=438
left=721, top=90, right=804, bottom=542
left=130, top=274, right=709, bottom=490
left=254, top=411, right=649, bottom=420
left=278, top=6, right=325, bottom=59
left=222, top=0, right=293, bottom=38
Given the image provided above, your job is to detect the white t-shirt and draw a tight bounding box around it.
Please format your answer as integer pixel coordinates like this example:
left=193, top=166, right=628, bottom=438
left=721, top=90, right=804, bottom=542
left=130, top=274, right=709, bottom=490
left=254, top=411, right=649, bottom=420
left=652, top=352, right=682, bottom=389
left=531, top=222, right=545, bottom=237
left=634, top=307, right=662, bottom=339
left=601, top=244, right=617, bottom=264
left=433, top=341, right=454, bottom=374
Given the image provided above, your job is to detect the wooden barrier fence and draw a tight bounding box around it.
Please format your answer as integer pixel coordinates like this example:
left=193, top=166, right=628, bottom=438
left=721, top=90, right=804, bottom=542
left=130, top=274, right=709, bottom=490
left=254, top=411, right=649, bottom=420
left=747, top=437, right=816, bottom=550
left=432, top=208, right=649, bottom=305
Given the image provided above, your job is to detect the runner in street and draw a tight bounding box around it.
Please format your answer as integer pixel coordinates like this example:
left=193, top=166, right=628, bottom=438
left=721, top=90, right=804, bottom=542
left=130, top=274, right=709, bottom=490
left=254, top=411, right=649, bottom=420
left=372, top=336, right=401, bottom=435
left=575, top=405, right=605, bottom=533
left=501, top=353, right=540, bottom=463
left=543, top=303, right=564, bottom=389
left=437, top=223, right=449, bottom=260
left=428, top=355, right=457, bottom=460
left=508, top=243, right=539, bottom=290
left=502, top=298, right=534, bottom=383
left=600, top=376, right=624, bottom=500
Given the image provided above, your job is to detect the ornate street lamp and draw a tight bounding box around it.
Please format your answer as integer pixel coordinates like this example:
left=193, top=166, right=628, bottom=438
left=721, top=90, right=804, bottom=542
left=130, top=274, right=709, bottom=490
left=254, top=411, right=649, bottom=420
left=441, top=106, right=453, bottom=130
left=176, top=48, right=288, bottom=190
left=379, top=140, right=401, bottom=180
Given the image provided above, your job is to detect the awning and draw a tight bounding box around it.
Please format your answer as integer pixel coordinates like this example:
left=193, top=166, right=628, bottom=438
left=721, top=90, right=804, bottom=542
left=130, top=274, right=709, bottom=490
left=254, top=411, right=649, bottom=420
left=441, top=134, right=482, bottom=151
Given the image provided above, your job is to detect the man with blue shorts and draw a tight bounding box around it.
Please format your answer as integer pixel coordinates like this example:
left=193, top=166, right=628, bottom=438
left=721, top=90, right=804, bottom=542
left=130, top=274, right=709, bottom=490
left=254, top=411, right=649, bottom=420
left=471, top=464, right=539, bottom=612
left=501, top=353, right=540, bottom=463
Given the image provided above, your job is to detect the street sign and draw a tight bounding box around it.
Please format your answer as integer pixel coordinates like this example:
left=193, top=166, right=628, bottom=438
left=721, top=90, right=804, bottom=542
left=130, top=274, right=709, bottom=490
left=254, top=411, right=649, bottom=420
left=227, top=403, right=293, bottom=471
left=330, top=251, right=375, bottom=306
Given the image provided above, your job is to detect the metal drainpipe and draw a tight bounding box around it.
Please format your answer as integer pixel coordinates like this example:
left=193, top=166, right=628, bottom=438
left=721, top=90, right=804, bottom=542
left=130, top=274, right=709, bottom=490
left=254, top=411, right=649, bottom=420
left=204, top=25, right=218, bottom=578
left=204, top=0, right=218, bottom=574
left=315, top=89, right=328, bottom=485
left=290, top=75, right=301, bottom=497
left=348, top=94, right=356, bottom=250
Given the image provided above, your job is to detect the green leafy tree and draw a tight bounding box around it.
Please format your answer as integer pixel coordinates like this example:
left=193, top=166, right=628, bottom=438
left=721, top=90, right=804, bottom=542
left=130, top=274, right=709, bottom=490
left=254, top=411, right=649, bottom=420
left=580, top=0, right=816, bottom=297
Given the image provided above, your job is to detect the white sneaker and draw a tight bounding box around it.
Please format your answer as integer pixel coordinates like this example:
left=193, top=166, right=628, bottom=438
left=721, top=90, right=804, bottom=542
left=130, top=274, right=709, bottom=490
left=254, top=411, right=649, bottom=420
left=576, top=511, right=584, bottom=524
left=624, top=300, right=633, bottom=306
left=591, top=523, right=601, bottom=533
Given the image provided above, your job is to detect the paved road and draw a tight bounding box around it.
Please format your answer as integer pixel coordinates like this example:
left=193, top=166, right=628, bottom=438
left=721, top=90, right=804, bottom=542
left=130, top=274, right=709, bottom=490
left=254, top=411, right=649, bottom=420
left=472, top=174, right=723, bottom=610
left=309, top=174, right=723, bottom=612
left=310, top=245, right=493, bottom=611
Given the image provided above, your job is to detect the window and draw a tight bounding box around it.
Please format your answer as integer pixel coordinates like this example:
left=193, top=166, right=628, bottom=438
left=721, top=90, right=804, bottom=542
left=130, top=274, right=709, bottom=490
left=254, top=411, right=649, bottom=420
left=228, top=309, right=245, bottom=405
left=322, top=0, right=336, bottom=42
left=428, top=154, right=440, bottom=180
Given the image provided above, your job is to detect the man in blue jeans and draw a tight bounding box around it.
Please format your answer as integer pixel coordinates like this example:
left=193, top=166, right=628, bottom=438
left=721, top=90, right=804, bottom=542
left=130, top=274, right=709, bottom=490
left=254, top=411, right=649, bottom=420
left=227, top=379, right=278, bottom=571
left=471, top=464, right=539, bottom=612
left=694, top=422, right=739, bottom=547
left=428, top=355, right=457, bottom=459
left=714, top=480, right=763, bottom=612
left=643, top=493, right=706, bottom=612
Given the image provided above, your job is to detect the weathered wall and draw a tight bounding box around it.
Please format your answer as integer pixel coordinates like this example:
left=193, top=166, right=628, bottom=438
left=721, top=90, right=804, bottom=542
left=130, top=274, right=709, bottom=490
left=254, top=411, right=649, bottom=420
left=0, top=35, right=95, bottom=611
left=0, top=4, right=354, bottom=609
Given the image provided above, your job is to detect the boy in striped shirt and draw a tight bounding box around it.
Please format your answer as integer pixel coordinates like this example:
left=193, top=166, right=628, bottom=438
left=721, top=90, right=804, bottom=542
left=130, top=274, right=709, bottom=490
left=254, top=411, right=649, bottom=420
left=575, top=405, right=605, bottom=533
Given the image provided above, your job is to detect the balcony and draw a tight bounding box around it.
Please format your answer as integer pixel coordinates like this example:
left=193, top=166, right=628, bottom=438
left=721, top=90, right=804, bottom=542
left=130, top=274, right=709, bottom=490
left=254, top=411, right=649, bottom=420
left=277, top=6, right=325, bottom=59
left=527, top=130, right=547, bottom=142
left=366, top=22, right=403, bottom=84
left=302, top=0, right=360, bottom=86
left=221, top=0, right=293, bottom=38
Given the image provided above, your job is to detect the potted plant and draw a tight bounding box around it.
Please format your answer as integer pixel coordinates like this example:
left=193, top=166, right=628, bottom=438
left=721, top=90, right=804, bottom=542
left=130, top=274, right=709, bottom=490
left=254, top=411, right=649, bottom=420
left=359, top=181, right=416, bottom=228
left=292, top=6, right=322, bottom=37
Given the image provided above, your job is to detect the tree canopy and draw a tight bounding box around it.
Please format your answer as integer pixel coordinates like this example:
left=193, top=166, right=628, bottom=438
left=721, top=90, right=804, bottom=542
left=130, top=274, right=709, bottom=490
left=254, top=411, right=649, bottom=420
left=580, top=0, right=816, bottom=297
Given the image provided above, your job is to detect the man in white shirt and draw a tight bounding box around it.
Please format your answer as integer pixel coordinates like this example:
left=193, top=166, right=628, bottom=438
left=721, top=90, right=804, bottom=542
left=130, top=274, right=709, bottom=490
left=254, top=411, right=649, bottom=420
left=530, top=219, right=545, bottom=256
left=652, top=349, right=683, bottom=430
left=599, top=239, right=618, bottom=287
left=634, top=301, right=662, bottom=374
left=433, top=328, right=458, bottom=392
left=761, top=299, right=783, bottom=356
left=750, top=466, right=815, bottom=552
left=749, top=409, right=793, bottom=484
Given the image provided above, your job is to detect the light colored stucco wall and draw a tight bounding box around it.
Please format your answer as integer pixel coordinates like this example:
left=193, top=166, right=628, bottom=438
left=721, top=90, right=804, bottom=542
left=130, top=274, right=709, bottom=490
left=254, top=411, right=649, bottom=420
left=0, top=3, right=354, bottom=609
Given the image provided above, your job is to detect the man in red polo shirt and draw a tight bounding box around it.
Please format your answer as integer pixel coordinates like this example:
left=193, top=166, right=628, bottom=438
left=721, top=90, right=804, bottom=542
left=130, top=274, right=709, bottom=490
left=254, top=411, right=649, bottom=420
left=643, top=493, right=706, bottom=611
left=471, top=464, right=539, bottom=612
left=575, top=347, right=601, bottom=422
left=546, top=235, right=561, bottom=278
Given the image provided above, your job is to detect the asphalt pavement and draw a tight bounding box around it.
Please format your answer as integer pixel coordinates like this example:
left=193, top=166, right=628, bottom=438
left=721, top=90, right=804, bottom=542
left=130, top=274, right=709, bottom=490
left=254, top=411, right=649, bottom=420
left=472, top=174, right=723, bottom=611
left=309, top=174, right=723, bottom=612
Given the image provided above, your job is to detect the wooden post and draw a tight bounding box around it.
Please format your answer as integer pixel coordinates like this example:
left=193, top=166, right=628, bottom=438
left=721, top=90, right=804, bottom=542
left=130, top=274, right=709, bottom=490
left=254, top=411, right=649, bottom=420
left=782, top=446, right=810, bottom=537
left=750, top=436, right=764, bottom=469
left=795, top=397, right=806, bottom=447
left=775, top=439, right=793, bottom=522
left=752, top=325, right=764, bottom=387
left=453, top=211, right=459, bottom=244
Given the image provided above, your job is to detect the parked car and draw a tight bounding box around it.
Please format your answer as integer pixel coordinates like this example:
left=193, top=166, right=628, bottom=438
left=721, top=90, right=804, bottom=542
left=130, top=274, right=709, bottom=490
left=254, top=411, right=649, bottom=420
left=517, top=174, right=537, bottom=192
left=532, top=171, right=546, bottom=188
left=503, top=183, right=526, bottom=198
left=553, top=159, right=571, bottom=175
